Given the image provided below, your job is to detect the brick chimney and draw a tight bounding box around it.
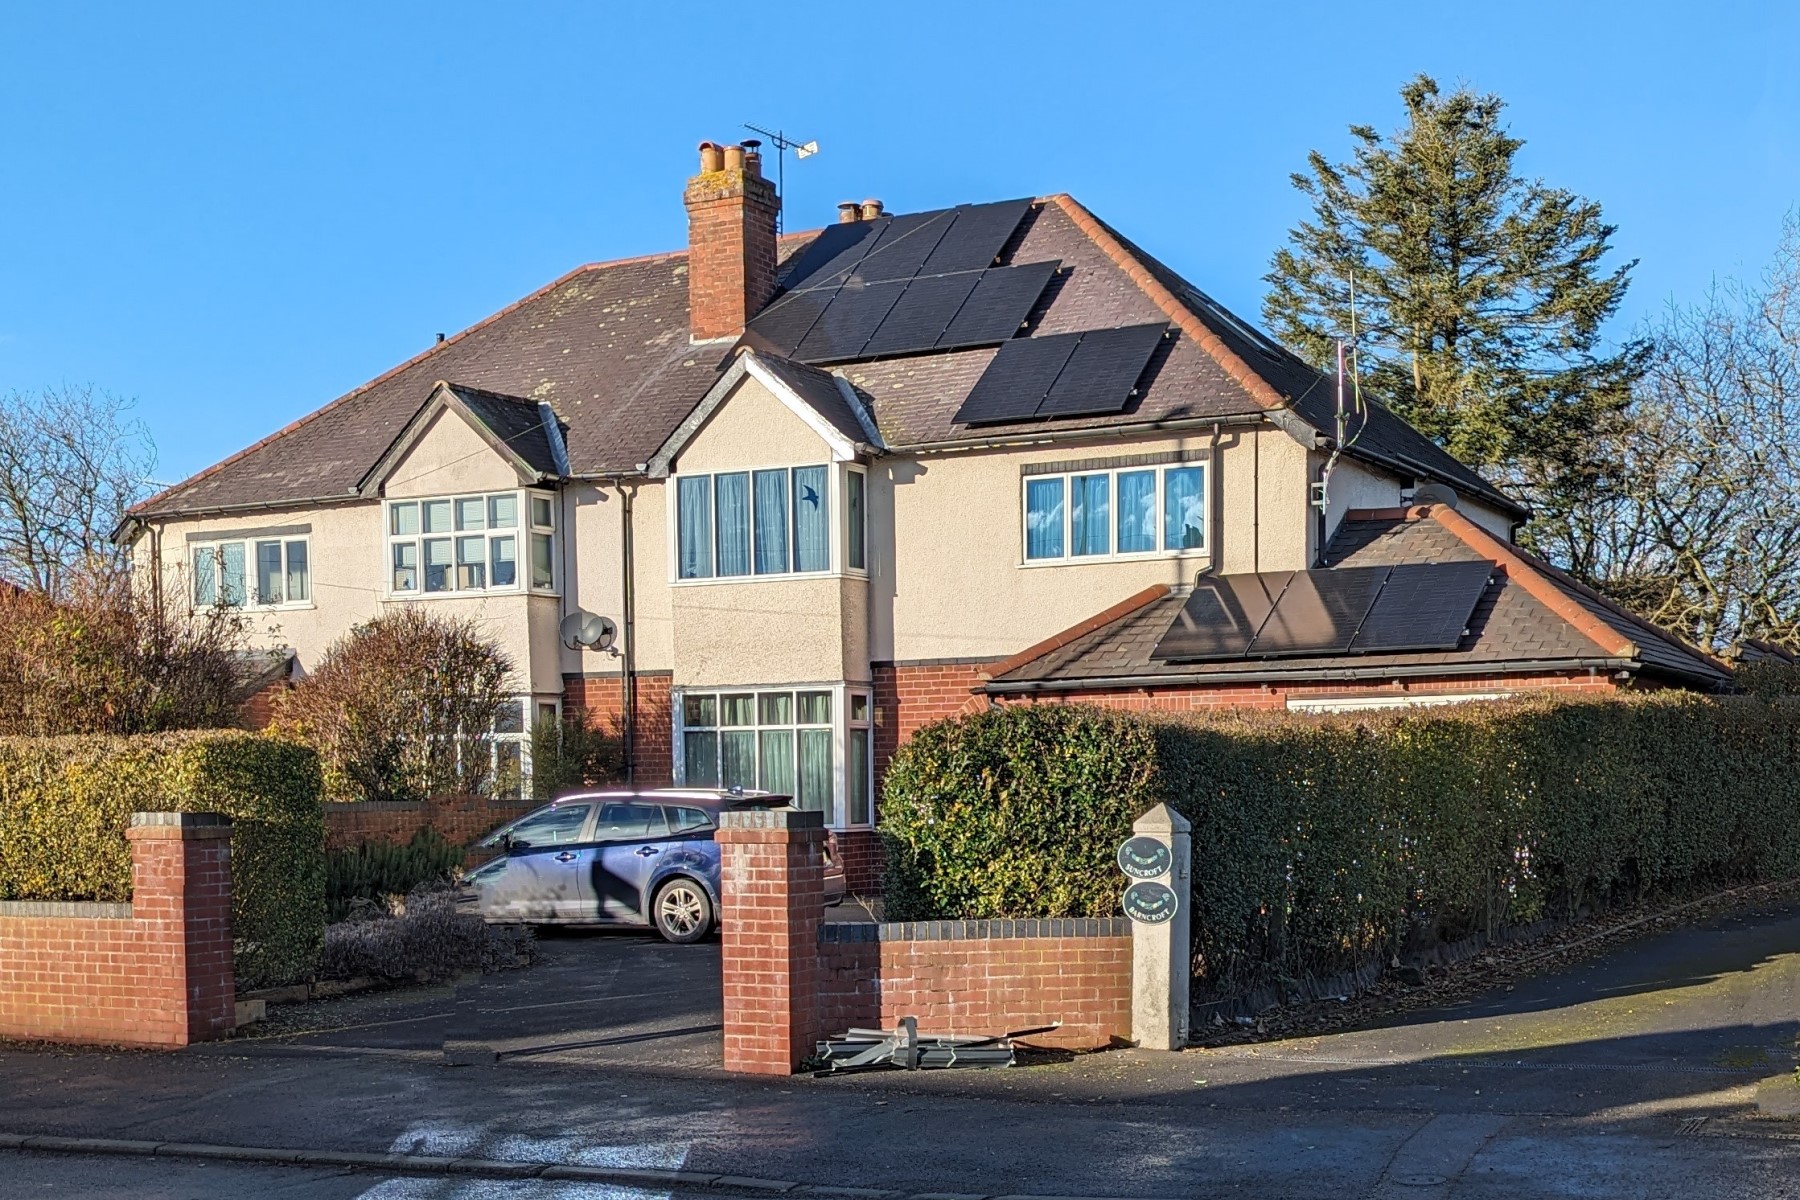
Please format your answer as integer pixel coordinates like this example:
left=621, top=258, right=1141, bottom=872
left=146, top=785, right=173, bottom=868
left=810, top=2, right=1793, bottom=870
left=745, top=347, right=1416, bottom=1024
left=684, top=139, right=781, bottom=341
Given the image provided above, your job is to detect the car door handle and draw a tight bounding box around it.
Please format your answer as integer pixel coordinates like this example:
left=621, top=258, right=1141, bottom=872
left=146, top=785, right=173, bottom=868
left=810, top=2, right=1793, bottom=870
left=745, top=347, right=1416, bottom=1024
left=555, top=851, right=578, bottom=863
left=635, top=846, right=660, bottom=857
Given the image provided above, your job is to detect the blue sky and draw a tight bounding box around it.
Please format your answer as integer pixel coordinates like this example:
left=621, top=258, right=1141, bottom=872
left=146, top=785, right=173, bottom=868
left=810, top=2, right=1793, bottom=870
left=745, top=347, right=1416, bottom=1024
left=3, top=2, right=1795, bottom=486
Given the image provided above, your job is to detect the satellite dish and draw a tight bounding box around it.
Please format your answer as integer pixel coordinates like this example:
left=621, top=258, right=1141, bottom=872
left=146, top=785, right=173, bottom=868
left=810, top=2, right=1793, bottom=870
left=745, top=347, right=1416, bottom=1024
left=559, top=611, right=618, bottom=653
left=1413, top=482, right=1460, bottom=509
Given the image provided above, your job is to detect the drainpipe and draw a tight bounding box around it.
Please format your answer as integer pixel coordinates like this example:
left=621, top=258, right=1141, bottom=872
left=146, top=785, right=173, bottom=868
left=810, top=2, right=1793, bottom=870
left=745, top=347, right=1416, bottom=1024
left=619, top=482, right=638, bottom=784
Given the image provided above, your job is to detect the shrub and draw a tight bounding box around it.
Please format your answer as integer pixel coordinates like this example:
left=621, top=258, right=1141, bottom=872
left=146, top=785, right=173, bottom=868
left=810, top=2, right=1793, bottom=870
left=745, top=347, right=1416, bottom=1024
left=0, top=730, right=325, bottom=988
left=319, top=887, right=534, bottom=983
left=271, top=607, right=513, bottom=803
left=0, top=570, right=253, bottom=736
left=527, top=713, right=624, bottom=800
left=881, top=695, right=1800, bottom=996
left=325, top=828, right=466, bottom=922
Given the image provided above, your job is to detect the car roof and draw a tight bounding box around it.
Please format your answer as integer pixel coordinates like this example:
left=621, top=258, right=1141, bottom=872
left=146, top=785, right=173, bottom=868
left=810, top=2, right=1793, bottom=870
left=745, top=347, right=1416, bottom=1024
left=545, top=787, right=794, bottom=811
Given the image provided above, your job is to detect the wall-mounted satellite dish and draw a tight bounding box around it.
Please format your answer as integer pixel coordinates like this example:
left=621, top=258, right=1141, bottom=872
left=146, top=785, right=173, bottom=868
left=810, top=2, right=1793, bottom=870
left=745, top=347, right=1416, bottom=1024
left=560, top=611, right=618, bottom=654
left=1412, top=482, right=1460, bottom=509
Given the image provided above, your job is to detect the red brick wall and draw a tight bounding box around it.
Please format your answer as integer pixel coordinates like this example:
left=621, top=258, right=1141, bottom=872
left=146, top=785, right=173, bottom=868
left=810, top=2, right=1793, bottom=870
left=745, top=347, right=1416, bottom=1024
left=832, top=828, right=884, bottom=896
left=322, top=795, right=539, bottom=852
left=817, top=921, right=1132, bottom=1051
left=563, top=670, right=674, bottom=787
left=717, top=808, right=827, bottom=1075
left=871, top=660, right=995, bottom=785
left=0, top=813, right=237, bottom=1048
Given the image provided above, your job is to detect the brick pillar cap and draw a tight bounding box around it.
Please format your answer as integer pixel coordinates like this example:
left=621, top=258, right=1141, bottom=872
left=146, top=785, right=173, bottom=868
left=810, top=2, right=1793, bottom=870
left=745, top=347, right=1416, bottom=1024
left=718, top=807, right=825, bottom=831
left=127, top=811, right=233, bottom=840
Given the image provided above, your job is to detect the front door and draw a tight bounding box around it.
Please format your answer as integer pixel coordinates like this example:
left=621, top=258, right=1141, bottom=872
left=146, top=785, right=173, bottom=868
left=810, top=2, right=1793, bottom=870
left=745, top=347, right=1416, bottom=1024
left=585, top=801, right=672, bottom=923
left=490, top=802, right=594, bottom=920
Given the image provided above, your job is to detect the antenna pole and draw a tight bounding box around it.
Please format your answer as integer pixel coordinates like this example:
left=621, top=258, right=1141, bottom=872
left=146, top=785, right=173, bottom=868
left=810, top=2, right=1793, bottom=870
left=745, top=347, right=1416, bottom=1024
left=745, top=123, right=818, bottom=237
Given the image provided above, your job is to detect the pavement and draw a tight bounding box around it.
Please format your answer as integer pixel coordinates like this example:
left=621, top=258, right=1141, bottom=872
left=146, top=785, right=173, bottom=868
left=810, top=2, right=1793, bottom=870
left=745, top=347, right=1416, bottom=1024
left=1, top=897, right=1797, bottom=1199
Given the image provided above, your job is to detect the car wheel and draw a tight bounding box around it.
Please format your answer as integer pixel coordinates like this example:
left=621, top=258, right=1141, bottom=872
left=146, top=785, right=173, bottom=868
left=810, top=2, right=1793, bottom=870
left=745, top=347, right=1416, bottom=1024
left=652, top=878, right=713, bottom=944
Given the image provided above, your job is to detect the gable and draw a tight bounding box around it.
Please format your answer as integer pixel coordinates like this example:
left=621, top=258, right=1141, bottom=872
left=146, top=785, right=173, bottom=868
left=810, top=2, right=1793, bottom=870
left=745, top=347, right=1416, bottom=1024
left=671, top=373, right=836, bottom=476
left=382, top=405, right=527, bottom=498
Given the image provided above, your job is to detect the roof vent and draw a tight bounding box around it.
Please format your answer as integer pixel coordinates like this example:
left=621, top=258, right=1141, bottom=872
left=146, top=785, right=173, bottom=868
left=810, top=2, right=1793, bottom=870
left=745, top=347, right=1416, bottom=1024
left=1414, top=482, right=1459, bottom=509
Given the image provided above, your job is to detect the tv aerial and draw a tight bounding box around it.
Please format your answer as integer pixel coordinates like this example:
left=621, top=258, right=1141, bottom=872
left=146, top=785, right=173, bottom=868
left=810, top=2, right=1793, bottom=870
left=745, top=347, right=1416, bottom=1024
left=743, top=124, right=819, bottom=232
left=559, top=611, right=619, bottom=656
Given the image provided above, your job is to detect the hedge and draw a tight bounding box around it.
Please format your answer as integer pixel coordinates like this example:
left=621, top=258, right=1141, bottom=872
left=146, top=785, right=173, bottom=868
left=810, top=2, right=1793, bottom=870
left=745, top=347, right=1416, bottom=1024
left=326, top=828, right=465, bottom=922
left=0, top=731, right=326, bottom=989
left=880, top=695, right=1800, bottom=995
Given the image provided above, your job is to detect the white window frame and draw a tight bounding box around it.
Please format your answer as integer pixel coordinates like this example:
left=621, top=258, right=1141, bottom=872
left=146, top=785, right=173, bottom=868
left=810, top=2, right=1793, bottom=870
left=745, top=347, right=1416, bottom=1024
left=190, top=535, right=313, bottom=611
left=668, top=462, right=866, bottom=585
left=670, top=681, right=875, bottom=829
left=1020, top=462, right=1209, bottom=566
left=383, top=488, right=557, bottom=599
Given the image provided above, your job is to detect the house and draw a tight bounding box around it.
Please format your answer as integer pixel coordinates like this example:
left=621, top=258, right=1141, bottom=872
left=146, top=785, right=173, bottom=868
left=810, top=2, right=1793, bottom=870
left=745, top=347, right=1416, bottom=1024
left=122, top=139, right=1726, bottom=883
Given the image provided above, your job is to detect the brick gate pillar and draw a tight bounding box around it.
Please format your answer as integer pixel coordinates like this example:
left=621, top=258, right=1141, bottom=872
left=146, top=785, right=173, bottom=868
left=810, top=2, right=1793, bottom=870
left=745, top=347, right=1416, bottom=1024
left=715, top=807, right=825, bottom=1074
left=125, top=812, right=237, bottom=1044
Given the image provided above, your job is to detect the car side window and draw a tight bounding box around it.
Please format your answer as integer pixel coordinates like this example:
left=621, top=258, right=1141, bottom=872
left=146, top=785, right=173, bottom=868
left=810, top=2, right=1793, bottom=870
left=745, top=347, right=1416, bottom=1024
left=666, top=806, right=714, bottom=836
left=595, top=802, right=670, bottom=842
left=507, top=804, right=591, bottom=848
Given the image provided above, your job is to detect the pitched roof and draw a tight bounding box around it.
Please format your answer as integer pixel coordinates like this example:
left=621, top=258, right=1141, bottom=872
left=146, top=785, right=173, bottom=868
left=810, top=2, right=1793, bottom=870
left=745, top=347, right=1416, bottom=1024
left=987, top=504, right=1728, bottom=692
left=131, top=194, right=1523, bottom=524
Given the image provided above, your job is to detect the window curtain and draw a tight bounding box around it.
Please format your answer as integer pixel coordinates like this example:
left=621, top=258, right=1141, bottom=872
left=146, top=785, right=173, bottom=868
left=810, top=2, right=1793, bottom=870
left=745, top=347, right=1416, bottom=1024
left=792, top=465, right=829, bottom=572
left=683, top=731, right=719, bottom=787
left=1070, top=474, right=1110, bottom=556
left=1164, top=466, right=1206, bottom=550
left=1117, top=470, right=1157, bottom=553
left=676, top=476, right=713, bottom=579
left=797, top=728, right=833, bottom=815
left=759, top=730, right=795, bottom=795
left=1024, top=478, right=1065, bottom=560
left=753, top=468, right=790, bottom=574
left=714, top=472, right=751, bottom=576
left=220, top=542, right=246, bottom=606
left=720, top=731, right=757, bottom=789
left=847, top=728, right=871, bottom=825
left=192, top=547, right=216, bottom=606
left=847, top=470, right=866, bottom=571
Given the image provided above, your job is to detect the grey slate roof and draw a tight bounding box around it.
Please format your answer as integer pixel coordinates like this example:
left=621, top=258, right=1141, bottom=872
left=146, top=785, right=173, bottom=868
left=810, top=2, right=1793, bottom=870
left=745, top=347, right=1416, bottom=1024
left=752, top=354, right=877, bottom=447
left=989, top=509, right=1728, bottom=690
left=446, top=384, right=564, bottom=477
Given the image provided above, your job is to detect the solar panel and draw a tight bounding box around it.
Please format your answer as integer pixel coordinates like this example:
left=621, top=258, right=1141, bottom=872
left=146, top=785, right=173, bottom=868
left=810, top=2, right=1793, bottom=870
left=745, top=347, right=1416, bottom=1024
left=951, top=333, right=1080, bottom=425
left=850, top=211, right=956, bottom=284
left=935, top=261, right=1061, bottom=350
left=857, top=272, right=983, bottom=359
left=776, top=221, right=881, bottom=293
left=741, top=285, right=837, bottom=358
left=920, top=198, right=1034, bottom=276
left=792, top=279, right=907, bottom=363
left=1348, top=560, right=1493, bottom=654
left=1247, top=566, right=1389, bottom=658
left=1036, top=323, right=1167, bottom=418
left=1150, top=573, right=1293, bottom=662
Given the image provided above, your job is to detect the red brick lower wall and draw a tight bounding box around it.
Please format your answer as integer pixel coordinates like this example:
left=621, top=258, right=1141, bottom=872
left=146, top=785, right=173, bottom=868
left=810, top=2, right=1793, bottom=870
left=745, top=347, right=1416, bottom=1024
left=833, top=829, right=884, bottom=897
left=563, top=670, right=674, bottom=787
left=322, top=795, right=538, bottom=851
left=817, top=920, right=1133, bottom=1051
left=0, top=813, right=236, bottom=1048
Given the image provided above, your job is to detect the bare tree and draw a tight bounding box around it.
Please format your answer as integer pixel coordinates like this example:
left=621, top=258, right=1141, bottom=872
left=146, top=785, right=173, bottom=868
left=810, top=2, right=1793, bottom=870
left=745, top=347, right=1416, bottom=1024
left=1541, top=215, right=1800, bottom=649
left=0, top=385, right=155, bottom=597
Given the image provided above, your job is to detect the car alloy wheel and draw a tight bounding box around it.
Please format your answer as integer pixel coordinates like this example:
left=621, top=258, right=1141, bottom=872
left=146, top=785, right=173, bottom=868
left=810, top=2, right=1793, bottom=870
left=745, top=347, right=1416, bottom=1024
left=653, top=879, right=712, bottom=943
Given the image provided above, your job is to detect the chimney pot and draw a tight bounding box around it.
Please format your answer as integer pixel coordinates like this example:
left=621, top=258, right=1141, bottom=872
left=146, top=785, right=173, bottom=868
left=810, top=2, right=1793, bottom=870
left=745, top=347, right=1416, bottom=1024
left=837, top=202, right=861, bottom=224
left=860, top=199, right=885, bottom=220
left=723, top=144, right=746, bottom=172
left=740, top=140, right=763, bottom=177
left=685, top=136, right=781, bottom=340
left=697, top=141, right=723, bottom=173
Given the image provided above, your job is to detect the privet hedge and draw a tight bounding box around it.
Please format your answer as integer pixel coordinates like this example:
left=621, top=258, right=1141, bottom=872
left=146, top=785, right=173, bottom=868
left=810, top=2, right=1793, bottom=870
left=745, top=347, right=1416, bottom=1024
left=0, top=732, right=326, bottom=989
left=880, top=696, right=1800, bottom=994
left=326, top=828, right=465, bottom=922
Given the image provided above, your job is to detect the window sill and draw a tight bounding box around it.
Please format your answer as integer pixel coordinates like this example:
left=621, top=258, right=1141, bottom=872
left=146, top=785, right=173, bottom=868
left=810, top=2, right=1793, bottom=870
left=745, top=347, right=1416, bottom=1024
left=385, top=588, right=558, bottom=601
left=669, top=570, right=854, bottom=588
left=198, top=602, right=317, bottom=614
left=1018, top=550, right=1209, bottom=569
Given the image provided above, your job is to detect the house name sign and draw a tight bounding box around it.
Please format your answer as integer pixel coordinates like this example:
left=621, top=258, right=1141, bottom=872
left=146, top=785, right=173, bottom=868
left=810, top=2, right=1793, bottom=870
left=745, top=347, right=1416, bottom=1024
left=1118, top=834, right=1178, bottom=924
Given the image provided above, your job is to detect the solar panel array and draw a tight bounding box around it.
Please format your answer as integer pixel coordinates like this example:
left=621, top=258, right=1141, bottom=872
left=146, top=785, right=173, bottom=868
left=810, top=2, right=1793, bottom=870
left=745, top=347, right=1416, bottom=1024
left=1149, top=561, right=1495, bottom=663
left=745, top=199, right=1057, bottom=365
left=952, top=323, right=1169, bottom=425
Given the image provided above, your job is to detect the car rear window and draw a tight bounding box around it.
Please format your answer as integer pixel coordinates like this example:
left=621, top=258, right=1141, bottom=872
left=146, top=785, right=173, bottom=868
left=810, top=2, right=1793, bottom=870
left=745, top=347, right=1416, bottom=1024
left=666, top=806, right=714, bottom=835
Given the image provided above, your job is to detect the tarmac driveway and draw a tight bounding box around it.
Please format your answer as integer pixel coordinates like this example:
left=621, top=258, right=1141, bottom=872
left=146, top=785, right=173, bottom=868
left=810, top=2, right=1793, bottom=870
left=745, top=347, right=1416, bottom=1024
left=229, top=925, right=728, bottom=1070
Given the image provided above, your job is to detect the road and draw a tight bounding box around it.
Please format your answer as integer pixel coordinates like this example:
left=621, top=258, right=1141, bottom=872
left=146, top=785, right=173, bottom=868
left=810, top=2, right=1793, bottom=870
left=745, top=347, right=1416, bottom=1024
left=0, top=899, right=1796, bottom=1199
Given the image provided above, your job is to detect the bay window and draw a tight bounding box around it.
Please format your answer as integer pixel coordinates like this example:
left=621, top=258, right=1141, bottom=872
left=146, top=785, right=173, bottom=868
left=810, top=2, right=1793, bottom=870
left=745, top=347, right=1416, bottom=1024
left=1022, top=462, right=1207, bottom=563
left=386, top=489, right=553, bottom=596
left=192, top=536, right=309, bottom=608
left=676, top=684, right=875, bottom=827
left=675, top=464, right=848, bottom=580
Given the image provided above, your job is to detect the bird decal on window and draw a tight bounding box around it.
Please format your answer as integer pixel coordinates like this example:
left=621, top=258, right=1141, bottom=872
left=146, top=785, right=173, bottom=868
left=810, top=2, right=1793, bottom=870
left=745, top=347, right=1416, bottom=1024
left=801, top=484, right=821, bottom=509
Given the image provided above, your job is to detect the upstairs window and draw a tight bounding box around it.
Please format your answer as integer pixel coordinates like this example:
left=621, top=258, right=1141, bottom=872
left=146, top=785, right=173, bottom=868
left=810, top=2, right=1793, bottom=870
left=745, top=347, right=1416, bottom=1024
left=192, top=537, right=309, bottom=609
left=387, top=490, right=554, bottom=596
left=1023, top=464, right=1206, bottom=563
left=676, top=465, right=834, bottom=580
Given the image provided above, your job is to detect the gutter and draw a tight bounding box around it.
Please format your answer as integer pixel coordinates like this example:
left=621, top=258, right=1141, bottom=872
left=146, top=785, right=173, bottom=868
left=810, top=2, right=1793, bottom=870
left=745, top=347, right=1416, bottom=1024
left=983, top=657, right=1642, bottom=694
left=881, top=411, right=1271, bottom=457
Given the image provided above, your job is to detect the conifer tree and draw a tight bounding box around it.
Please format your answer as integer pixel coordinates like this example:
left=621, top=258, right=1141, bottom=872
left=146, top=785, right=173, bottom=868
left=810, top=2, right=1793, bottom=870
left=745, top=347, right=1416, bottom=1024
left=1263, top=75, right=1644, bottom=533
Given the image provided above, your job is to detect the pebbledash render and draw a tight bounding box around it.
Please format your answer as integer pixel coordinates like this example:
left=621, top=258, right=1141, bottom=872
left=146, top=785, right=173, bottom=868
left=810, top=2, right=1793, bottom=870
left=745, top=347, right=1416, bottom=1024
left=123, top=140, right=1728, bottom=882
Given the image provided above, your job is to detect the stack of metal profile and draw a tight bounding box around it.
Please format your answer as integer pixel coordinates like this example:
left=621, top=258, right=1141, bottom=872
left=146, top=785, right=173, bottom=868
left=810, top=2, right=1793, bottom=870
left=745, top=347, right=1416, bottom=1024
left=814, top=1016, right=1056, bottom=1075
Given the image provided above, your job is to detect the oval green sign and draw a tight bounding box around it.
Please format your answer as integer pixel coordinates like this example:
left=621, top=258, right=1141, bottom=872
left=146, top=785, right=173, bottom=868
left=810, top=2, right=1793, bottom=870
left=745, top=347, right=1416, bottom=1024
left=1117, top=836, right=1172, bottom=880
left=1122, top=880, right=1179, bottom=924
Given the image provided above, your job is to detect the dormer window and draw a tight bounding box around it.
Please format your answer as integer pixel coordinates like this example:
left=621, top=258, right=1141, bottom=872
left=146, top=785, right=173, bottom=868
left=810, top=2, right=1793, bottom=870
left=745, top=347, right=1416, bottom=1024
left=386, top=489, right=555, bottom=596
